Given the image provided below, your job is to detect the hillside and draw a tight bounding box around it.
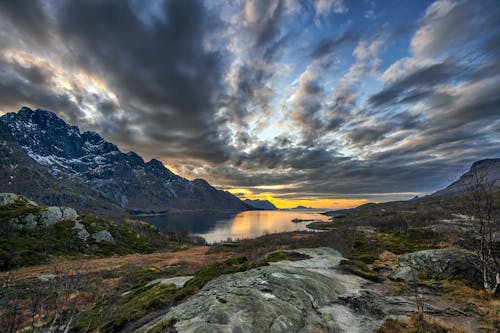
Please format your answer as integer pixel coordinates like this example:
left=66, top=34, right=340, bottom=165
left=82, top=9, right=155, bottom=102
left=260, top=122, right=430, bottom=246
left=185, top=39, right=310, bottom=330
left=0, top=107, right=247, bottom=213
left=243, top=199, right=277, bottom=210
left=432, top=158, right=500, bottom=196
left=0, top=193, right=201, bottom=270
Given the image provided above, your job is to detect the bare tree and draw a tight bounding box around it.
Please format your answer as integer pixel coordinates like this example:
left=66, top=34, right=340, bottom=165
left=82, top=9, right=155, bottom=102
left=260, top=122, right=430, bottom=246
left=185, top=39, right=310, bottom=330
left=458, top=168, right=499, bottom=295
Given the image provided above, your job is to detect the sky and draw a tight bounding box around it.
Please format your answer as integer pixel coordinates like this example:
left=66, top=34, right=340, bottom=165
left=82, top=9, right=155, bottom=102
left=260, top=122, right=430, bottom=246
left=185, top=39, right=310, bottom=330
left=0, top=0, right=499, bottom=209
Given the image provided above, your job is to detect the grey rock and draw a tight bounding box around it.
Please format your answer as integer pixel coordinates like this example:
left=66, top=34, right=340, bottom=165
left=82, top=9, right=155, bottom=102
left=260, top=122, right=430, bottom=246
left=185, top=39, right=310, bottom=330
left=73, top=221, right=85, bottom=230
left=21, top=213, right=39, bottom=229
left=154, top=248, right=362, bottom=333
left=145, top=276, right=193, bottom=289
left=61, top=207, right=78, bottom=221
left=40, top=206, right=63, bottom=226
left=92, top=230, right=114, bottom=243
left=77, top=228, right=91, bottom=241
left=0, top=193, right=18, bottom=206
left=394, top=248, right=480, bottom=283
left=137, top=247, right=458, bottom=333
left=38, top=274, right=57, bottom=282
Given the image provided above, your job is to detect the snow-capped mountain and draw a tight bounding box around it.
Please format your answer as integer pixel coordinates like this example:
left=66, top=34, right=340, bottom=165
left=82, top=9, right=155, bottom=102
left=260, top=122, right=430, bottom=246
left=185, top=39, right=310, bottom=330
left=0, top=107, right=247, bottom=213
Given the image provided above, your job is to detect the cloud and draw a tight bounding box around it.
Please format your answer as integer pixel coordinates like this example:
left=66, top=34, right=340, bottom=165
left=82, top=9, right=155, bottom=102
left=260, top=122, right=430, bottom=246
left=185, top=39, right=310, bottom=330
left=315, top=0, right=347, bottom=16
left=0, top=0, right=498, bottom=204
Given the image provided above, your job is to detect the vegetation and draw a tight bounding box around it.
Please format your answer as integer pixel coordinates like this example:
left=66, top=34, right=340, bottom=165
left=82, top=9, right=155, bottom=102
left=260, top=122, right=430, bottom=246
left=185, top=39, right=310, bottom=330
left=377, top=314, right=466, bottom=333
left=0, top=201, right=201, bottom=270
left=453, top=170, right=500, bottom=296
left=73, top=253, right=297, bottom=332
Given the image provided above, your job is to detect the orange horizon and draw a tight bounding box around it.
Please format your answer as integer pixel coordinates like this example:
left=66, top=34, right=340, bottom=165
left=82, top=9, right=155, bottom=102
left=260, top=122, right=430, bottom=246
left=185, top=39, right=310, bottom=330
left=227, top=188, right=369, bottom=210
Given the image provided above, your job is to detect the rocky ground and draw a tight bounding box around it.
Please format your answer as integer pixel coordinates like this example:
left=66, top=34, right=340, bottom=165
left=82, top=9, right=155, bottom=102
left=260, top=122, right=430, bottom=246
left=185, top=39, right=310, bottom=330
left=1, top=192, right=499, bottom=332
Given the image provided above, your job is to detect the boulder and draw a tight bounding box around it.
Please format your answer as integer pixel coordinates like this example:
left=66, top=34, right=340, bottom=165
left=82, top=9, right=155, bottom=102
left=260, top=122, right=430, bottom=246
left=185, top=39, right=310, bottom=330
left=145, top=276, right=193, bottom=288
left=40, top=207, right=63, bottom=226
left=0, top=193, right=18, bottom=206
left=394, top=248, right=480, bottom=283
left=21, top=214, right=39, bottom=229
left=61, top=207, right=78, bottom=221
left=77, top=228, right=91, bottom=241
left=92, top=230, right=114, bottom=243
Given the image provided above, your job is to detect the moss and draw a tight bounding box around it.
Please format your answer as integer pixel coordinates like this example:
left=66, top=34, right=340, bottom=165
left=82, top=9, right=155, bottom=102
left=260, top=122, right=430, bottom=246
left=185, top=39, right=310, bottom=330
left=339, top=259, right=383, bottom=282
left=344, top=228, right=440, bottom=265
left=265, top=251, right=311, bottom=262
left=0, top=200, right=44, bottom=221
left=146, top=317, right=178, bottom=333
left=76, top=283, right=178, bottom=332
left=183, top=256, right=263, bottom=292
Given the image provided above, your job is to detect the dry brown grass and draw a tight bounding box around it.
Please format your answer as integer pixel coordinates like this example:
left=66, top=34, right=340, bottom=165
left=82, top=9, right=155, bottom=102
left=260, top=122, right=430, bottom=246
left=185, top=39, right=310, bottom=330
left=439, top=280, right=500, bottom=332
left=0, top=246, right=237, bottom=282
left=378, top=314, right=468, bottom=333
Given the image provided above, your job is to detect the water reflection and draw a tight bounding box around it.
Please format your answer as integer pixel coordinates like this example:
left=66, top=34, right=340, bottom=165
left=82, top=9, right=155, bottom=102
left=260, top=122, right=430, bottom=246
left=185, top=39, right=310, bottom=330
left=143, top=210, right=328, bottom=243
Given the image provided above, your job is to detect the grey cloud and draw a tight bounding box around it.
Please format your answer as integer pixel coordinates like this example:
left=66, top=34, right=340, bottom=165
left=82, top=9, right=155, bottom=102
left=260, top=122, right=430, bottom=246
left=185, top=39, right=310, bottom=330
left=310, top=31, right=359, bottom=60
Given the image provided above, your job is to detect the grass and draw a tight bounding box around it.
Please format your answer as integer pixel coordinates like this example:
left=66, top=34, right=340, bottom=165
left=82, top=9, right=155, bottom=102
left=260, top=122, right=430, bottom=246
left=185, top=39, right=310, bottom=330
left=377, top=314, right=467, bottom=333
left=344, top=227, right=441, bottom=264
left=0, top=200, right=202, bottom=270
left=338, top=259, right=383, bottom=282
left=72, top=251, right=301, bottom=332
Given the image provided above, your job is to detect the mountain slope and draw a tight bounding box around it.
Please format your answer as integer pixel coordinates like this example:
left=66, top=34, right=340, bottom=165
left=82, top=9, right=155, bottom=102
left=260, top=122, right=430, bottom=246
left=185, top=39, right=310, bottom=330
left=432, top=158, right=500, bottom=196
left=243, top=199, right=277, bottom=210
left=0, top=107, right=247, bottom=213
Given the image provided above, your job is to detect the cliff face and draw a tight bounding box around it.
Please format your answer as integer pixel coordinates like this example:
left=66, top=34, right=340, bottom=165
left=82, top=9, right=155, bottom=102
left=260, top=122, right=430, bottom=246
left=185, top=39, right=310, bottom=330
left=0, top=107, right=247, bottom=213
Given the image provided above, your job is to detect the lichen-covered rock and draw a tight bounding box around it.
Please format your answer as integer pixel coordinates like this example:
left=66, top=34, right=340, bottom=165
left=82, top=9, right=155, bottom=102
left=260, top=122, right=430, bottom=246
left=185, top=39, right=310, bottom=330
left=21, top=213, right=38, bottom=229
left=61, top=207, right=78, bottom=221
left=152, top=248, right=378, bottom=333
left=92, top=230, right=114, bottom=243
left=145, top=276, right=193, bottom=288
left=77, top=228, right=91, bottom=241
left=0, top=193, right=18, bottom=206
left=394, top=248, right=480, bottom=283
left=40, top=206, right=63, bottom=226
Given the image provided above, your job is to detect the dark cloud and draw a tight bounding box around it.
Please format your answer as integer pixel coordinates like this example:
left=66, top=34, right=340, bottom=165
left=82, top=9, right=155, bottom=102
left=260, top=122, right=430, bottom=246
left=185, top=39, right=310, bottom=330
left=310, top=31, right=359, bottom=60
left=0, top=0, right=498, bottom=204
left=369, top=62, right=463, bottom=107
left=0, top=1, right=52, bottom=45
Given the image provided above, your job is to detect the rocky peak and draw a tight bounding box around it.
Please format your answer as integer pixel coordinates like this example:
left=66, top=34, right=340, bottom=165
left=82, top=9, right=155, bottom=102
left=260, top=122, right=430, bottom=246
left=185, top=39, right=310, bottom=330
left=0, top=107, right=247, bottom=213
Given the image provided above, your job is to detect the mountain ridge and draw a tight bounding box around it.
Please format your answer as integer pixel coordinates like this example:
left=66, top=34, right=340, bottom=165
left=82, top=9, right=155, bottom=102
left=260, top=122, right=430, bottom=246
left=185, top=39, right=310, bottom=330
left=0, top=107, right=247, bottom=213
left=432, top=158, right=500, bottom=197
left=243, top=199, right=277, bottom=210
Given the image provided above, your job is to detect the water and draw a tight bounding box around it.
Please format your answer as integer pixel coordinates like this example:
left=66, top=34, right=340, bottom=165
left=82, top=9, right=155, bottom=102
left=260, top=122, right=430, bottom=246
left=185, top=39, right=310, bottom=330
left=142, top=209, right=329, bottom=243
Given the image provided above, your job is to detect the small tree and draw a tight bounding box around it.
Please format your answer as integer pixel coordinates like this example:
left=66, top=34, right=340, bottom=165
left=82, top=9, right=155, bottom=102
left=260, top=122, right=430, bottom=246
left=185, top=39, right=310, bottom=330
left=458, top=168, right=499, bottom=295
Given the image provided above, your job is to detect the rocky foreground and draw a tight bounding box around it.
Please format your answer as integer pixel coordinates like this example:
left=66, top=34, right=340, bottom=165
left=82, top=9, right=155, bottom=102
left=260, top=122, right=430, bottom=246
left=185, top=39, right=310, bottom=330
left=137, top=248, right=477, bottom=333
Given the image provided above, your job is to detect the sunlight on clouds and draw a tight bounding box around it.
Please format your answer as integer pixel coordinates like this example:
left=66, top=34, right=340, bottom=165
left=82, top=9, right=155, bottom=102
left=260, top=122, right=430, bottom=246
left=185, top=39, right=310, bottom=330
left=227, top=187, right=368, bottom=209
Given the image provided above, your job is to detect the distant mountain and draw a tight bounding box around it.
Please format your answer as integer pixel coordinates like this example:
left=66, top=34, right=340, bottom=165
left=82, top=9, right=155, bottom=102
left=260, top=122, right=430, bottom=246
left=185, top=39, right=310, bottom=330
left=243, top=199, right=277, bottom=210
left=0, top=107, right=247, bottom=213
left=293, top=205, right=311, bottom=209
left=432, top=159, right=500, bottom=196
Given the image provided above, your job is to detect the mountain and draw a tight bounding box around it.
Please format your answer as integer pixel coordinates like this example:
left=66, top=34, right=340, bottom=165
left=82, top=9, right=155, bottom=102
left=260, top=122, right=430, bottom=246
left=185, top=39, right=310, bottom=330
left=243, top=199, right=277, bottom=210
left=432, top=158, right=500, bottom=196
left=293, top=205, right=311, bottom=209
left=0, top=107, right=247, bottom=213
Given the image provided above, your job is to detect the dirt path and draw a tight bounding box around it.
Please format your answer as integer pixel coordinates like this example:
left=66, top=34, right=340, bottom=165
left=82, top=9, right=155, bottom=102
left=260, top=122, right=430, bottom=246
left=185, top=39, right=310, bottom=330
left=0, top=246, right=237, bottom=281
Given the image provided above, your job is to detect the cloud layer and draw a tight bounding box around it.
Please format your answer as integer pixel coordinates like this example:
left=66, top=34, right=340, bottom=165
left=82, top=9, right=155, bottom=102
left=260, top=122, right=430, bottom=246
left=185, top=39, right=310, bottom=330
left=0, top=0, right=498, bottom=205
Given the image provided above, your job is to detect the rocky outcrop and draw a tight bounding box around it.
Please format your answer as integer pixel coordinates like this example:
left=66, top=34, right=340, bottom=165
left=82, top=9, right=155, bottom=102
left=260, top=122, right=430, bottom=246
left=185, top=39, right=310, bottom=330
left=0, top=193, right=19, bottom=206
left=92, top=230, right=115, bottom=243
left=2, top=193, right=79, bottom=229
left=394, top=248, right=480, bottom=283
left=141, top=248, right=422, bottom=333
left=0, top=193, right=38, bottom=207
